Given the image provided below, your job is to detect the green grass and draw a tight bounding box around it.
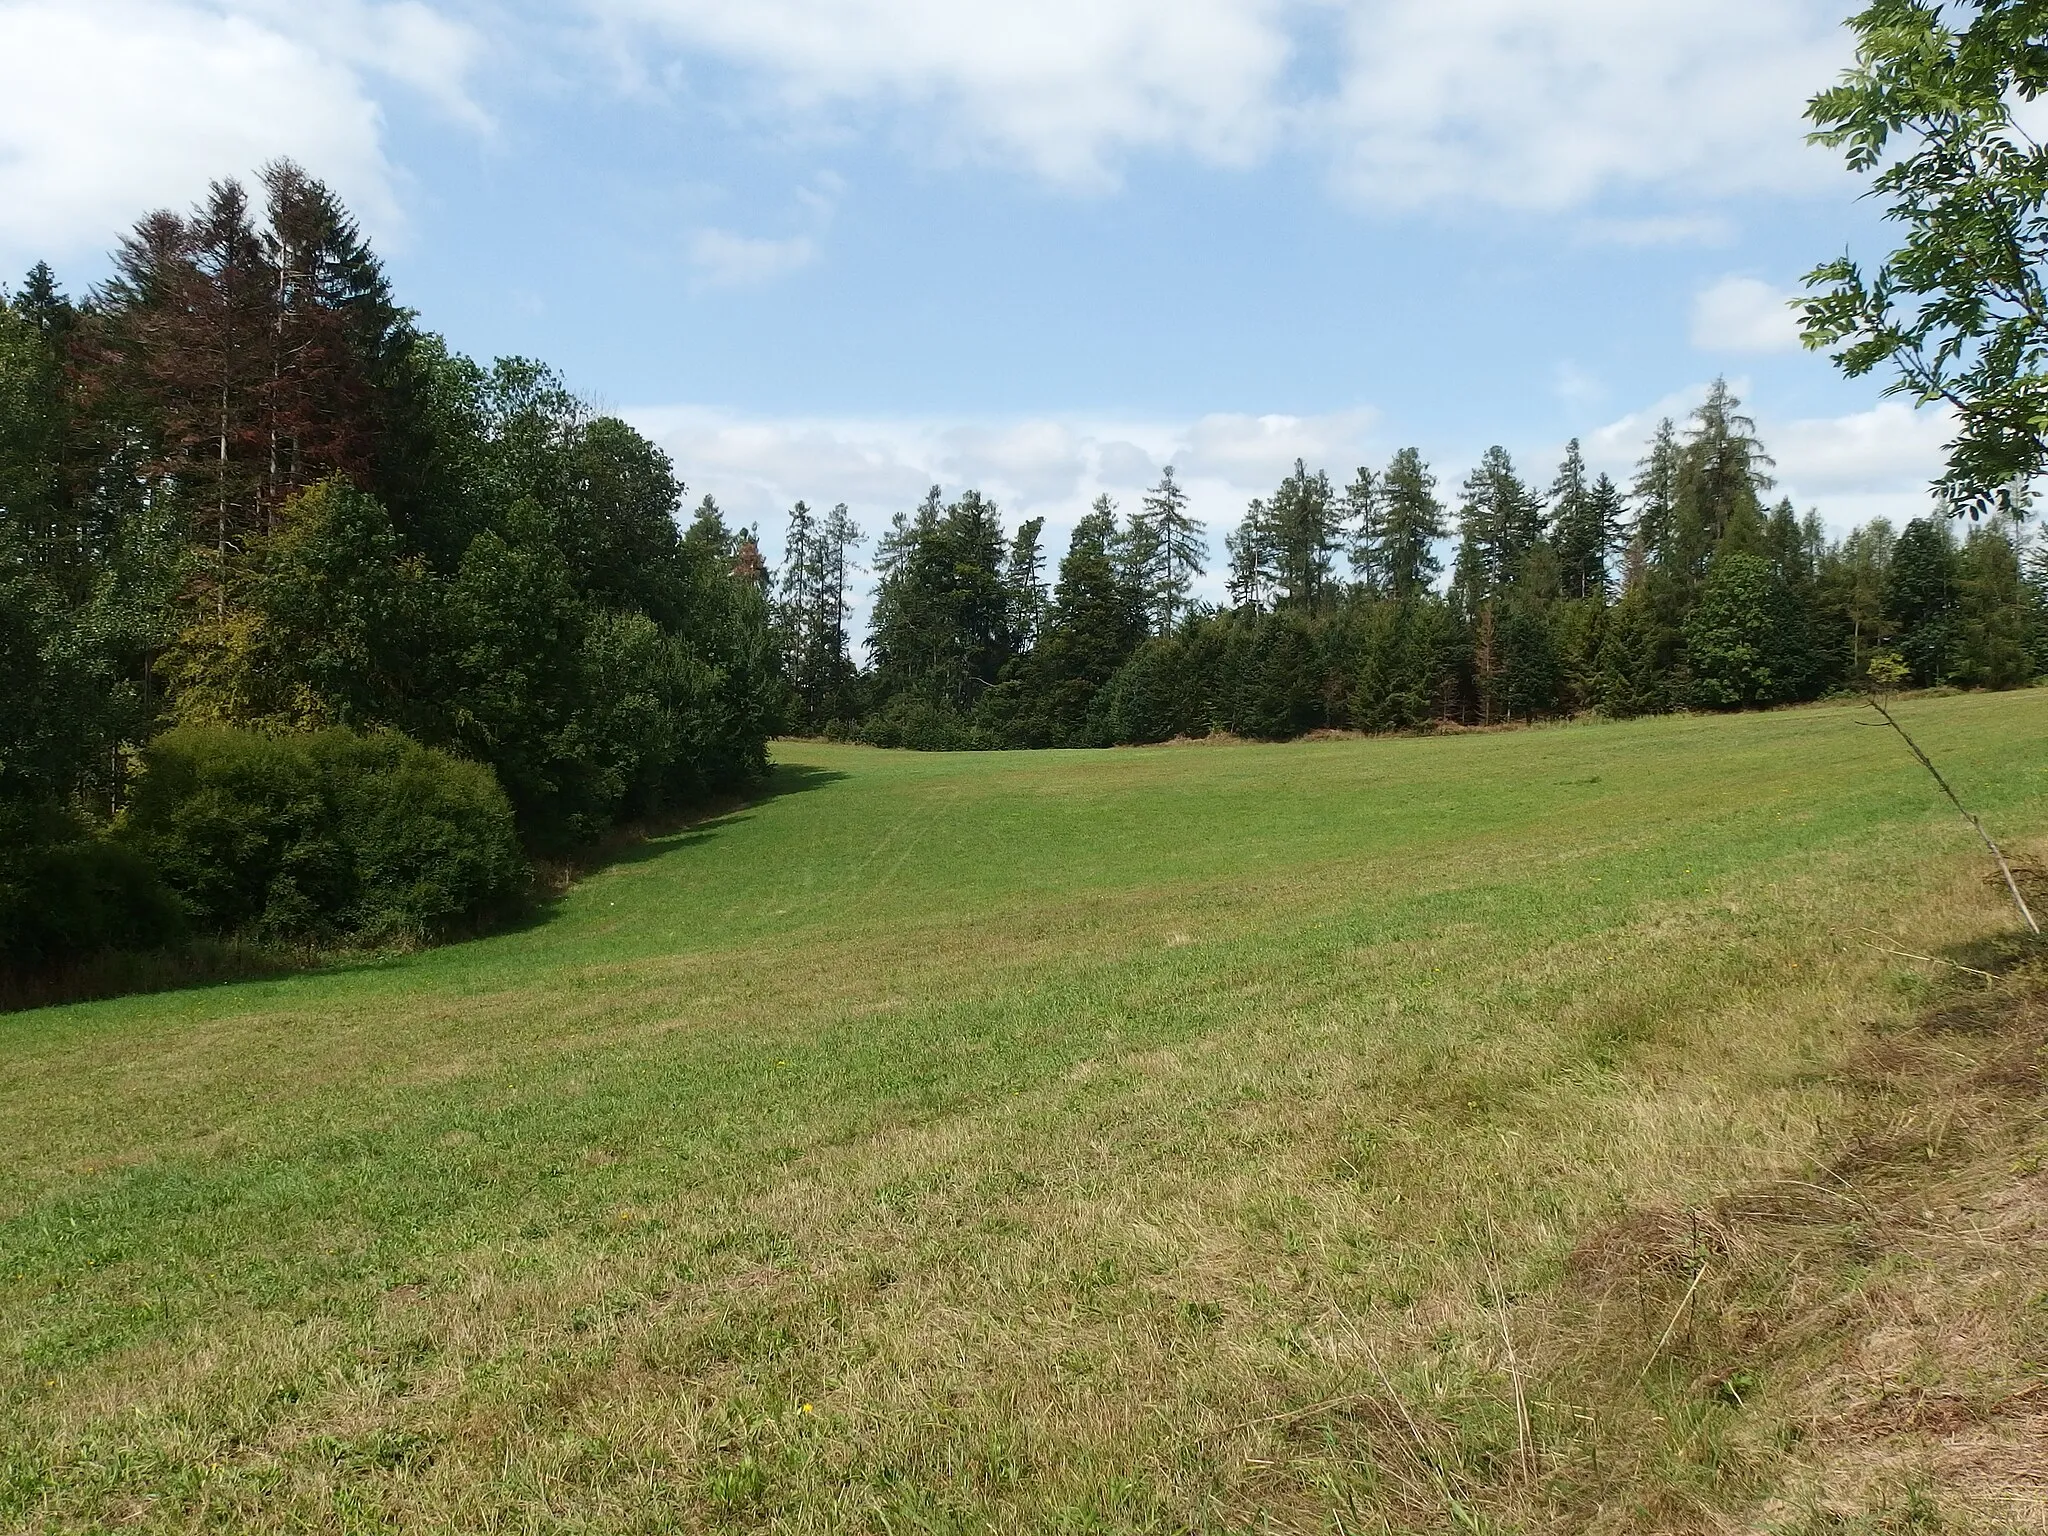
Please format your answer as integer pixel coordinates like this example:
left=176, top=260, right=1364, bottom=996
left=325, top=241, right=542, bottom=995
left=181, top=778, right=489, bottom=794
left=5, top=692, right=2048, bottom=1533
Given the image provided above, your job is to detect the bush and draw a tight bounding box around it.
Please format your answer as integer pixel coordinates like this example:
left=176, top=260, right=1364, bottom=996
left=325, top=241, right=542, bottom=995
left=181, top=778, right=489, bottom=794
left=0, top=824, right=185, bottom=971
left=859, top=695, right=987, bottom=751
left=122, top=727, right=527, bottom=945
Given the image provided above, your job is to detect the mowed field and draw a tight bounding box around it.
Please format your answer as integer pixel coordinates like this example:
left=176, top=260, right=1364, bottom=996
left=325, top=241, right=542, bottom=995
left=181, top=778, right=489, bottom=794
left=6, top=693, right=2048, bottom=1534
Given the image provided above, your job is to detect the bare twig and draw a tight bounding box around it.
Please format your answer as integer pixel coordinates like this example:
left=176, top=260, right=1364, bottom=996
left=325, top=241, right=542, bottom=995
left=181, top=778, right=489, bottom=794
left=1867, top=696, right=2039, bottom=934
left=1230, top=1391, right=1374, bottom=1434
left=1842, top=931, right=1997, bottom=981
left=1634, top=1261, right=1709, bottom=1391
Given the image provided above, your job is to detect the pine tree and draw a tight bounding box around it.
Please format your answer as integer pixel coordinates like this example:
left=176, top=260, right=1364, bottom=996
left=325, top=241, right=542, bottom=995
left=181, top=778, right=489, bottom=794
left=1378, top=448, right=1446, bottom=601
left=1142, top=466, right=1206, bottom=631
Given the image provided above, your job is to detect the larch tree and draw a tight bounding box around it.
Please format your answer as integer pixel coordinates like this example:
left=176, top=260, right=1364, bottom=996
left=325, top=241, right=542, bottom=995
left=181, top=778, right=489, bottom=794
left=1341, top=466, right=1381, bottom=593
left=1674, top=380, right=1775, bottom=586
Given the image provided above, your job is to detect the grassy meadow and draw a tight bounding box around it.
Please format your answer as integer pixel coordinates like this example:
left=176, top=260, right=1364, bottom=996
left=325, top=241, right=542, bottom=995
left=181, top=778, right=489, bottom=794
left=5, top=692, right=2048, bottom=1533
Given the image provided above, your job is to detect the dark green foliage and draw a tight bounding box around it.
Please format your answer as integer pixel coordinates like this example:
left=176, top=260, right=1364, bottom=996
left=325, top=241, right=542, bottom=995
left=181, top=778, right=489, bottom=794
left=1097, top=635, right=1208, bottom=745
left=1886, top=518, right=1961, bottom=685
left=1226, top=497, right=1277, bottom=611
left=1595, top=579, right=1680, bottom=719
left=0, top=173, right=778, bottom=982
left=1497, top=601, right=1561, bottom=721
left=983, top=499, right=1145, bottom=748
left=1552, top=441, right=1623, bottom=601
left=0, top=826, right=184, bottom=971
left=860, top=695, right=985, bottom=751
left=869, top=487, right=1012, bottom=713
left=122, top=727, right=525, bottom=945
left=1376, top=449, right=1447, bottom=602
left=1684, top=555, right=1815, bottom=709
left=1950, top=525, right=2035, bottom=688
left=1460, top=446, right=1547, bottom=595
left=1269, top=461, right=1341, bottom=610
left=1350, top=598, right=1460, bottom=730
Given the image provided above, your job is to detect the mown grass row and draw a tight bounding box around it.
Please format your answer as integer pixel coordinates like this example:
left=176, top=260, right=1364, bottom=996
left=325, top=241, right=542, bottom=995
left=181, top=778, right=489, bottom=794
left=4, top=691, right=2046, bottom=1532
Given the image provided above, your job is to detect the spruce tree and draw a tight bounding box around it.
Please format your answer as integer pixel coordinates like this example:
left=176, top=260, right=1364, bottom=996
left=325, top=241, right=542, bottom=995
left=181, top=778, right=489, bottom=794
left=1378, top=448, right=1446, bottom=601
left=1269, top=459, right=1339, bottom=610
left=1817, top=518, right=1895, bottom=679
left=1226, top=498, right=1275, bottom=611
left=1004, top=515, right=1048, bottom=650
left=1341, top=466, right=1381, bottom=593
left=776, top=500, right=819, bottom=720
left=1459, top=446, right=1545, bottom=594
left=1951, top=524, right=2034, bottom=688
left=1631, top=418, right=1682, bottom=571
left=1886, top=517, right=1960, bottom=685
left=1552, top=441, right=1622, bottom=600
left=1113, top=496, right=1166, bottom=634
left=1142, top=466, right=1206, bottom=631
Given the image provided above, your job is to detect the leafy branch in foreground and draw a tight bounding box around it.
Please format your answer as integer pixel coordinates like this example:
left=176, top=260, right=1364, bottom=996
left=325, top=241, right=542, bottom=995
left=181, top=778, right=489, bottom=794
left=1803, top=0, right=2048, bottom=515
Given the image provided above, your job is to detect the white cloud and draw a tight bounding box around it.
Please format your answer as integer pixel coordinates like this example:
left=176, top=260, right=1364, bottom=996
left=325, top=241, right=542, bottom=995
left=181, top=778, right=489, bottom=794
left=0, top=0, right=483, bottom=263
left=594, top=0, right=1289, bottom=187
left=593, top=0, right=1854, bottom=207
left=688, top=229, right=819, bottom=288
left=1576, top=214, right=1736, bottom=249
left=1692, top=276, right=1805, bottom=354
left=1321, top=1, right=1850, bottom=211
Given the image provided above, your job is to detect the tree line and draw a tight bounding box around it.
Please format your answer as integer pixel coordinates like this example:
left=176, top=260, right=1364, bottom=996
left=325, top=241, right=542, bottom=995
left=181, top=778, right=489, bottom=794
left=1, top=164, right=778, bottom=972
left=768, top=381, right=2045, bottom=749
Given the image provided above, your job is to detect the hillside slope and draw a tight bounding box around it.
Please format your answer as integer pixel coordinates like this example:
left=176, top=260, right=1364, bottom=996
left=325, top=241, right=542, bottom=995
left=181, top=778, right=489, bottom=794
left=5, top=693, right=2047, bottom=1533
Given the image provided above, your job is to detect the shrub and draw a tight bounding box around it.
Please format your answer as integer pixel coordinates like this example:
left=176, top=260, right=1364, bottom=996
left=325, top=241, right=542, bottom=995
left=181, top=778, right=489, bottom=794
left=859, top=695, right=987, bottom=752
left=122, top=727, right=527, bottom=945
left=0, top=820, right=185, bottom=971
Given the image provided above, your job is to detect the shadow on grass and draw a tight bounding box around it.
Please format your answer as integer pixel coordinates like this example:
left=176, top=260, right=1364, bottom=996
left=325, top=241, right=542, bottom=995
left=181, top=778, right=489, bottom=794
left=0, top=762, right=850, bottom=1018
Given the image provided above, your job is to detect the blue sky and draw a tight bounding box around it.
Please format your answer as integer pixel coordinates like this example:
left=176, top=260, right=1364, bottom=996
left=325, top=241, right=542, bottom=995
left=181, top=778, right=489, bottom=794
left=0, top=0, right=1958, bottom=601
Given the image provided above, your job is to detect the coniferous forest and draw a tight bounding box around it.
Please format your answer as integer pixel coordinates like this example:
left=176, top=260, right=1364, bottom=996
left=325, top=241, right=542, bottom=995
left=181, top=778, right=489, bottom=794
left=5, top=166, right=2045, bottom=978
left=774, top=388, right=2046, bottom=751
